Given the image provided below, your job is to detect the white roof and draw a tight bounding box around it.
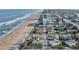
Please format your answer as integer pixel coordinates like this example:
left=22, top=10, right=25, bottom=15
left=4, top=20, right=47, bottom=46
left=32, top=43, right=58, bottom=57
left=49, top=39, right=61, bottom=46
left=65, top=40, right=78, bottom=46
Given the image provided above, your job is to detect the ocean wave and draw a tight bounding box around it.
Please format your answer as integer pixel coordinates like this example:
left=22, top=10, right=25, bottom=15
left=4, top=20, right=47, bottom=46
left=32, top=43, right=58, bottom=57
left=0, top=10, right=42, bottom=26
left=0, top=14, right=30, bottom=25
left=0, top=10, right=43, bottom=39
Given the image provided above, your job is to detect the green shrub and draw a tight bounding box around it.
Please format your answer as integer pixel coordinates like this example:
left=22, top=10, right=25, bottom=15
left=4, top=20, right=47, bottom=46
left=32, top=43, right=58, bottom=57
left=51, top=44, right=63, bottom=49
left=33, top=43, right=42, bottom=49
left=22, top=41, right=33, bottom=49
left=70, top=45, right=77, bottom=49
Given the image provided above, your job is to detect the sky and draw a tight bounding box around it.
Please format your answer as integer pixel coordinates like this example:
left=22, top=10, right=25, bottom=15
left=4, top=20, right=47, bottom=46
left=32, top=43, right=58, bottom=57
left=0, top=0, right=79, bottom=9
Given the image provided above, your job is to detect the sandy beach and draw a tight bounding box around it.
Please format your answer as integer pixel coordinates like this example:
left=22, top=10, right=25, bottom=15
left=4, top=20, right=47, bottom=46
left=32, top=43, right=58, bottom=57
left=0, top=14, right=40, bottom=50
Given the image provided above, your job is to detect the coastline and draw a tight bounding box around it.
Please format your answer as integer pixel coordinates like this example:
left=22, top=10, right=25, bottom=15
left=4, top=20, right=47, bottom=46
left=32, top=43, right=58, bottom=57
left=0, top=10, right=42, bottom=50
left=0, top=10, right=43, bottom=39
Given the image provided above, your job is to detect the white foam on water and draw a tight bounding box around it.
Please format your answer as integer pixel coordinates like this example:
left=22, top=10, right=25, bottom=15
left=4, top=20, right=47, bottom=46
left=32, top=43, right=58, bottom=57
left=0, top=10, right=43, bottom=39
left=0, top=14, right=30, bottom=25
left=0, top=10, right=43, bottom=25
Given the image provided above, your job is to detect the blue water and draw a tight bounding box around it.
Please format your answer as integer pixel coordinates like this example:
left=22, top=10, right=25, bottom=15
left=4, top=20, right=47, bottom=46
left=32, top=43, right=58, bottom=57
left=0, top=9, right=38, bottom=37
left=0, top=9, right=37, bottom=22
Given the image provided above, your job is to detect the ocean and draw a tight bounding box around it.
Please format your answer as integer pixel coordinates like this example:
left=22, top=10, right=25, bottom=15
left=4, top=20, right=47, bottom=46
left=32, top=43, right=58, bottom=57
left=0, top=9, right=38, bottom=37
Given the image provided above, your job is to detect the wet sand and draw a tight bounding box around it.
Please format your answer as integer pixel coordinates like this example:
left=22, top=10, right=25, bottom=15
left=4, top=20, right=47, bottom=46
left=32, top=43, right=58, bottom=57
left=0, top=15, right=40, bottom=50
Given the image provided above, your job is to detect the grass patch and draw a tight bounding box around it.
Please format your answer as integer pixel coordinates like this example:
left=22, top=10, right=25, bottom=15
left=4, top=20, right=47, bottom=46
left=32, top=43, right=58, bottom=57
left=51, top=44, right=64, bottom=49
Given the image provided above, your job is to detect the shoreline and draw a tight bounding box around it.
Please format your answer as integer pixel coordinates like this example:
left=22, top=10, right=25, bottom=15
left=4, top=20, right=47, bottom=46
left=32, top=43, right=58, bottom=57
left=0, top=10, right=42, bottom=50
left=0, top=10, right=43, bottom=40
left=0, top=15, right=31, bottom=40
